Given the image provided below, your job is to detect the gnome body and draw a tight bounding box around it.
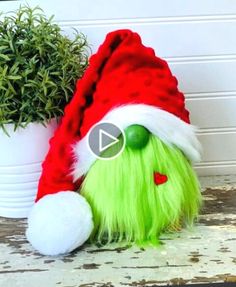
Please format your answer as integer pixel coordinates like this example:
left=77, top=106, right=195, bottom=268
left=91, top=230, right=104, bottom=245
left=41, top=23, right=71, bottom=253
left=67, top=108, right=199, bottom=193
left=26, top=30, right=202, bottom=256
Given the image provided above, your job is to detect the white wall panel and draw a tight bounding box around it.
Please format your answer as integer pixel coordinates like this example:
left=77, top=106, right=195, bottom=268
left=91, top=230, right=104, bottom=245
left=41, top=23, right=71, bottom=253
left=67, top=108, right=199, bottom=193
left=186, top=96, right=236, bottom=129
left=0, top=0, right=235, bottom=176
left=170, top=60, right=236, bottom=94
left=0, top=1, right=19, bottom=11
left=6, top=0, right=236, bottom=21
left=195, top=162, right=236, bottom=176
left=61, top=20, right=236, bottom=58
left=195, top=131, right=236, bottom=175
left=198, top=132, right=236, bottom=162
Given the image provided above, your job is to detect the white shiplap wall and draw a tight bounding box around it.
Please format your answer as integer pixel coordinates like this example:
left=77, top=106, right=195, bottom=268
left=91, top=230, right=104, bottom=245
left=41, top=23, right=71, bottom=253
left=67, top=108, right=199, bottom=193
left=1, top=0, right=236, bottom=176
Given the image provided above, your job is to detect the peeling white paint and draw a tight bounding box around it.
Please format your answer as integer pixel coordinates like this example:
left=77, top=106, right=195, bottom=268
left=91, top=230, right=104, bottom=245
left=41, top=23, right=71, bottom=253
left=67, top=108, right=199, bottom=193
left=0, top=176, right=236, bottom=287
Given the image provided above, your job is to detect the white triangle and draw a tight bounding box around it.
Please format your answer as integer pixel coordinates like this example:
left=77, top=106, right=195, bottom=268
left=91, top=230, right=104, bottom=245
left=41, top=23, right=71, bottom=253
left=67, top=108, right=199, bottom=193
left=99, top=129, right=119, bottom=153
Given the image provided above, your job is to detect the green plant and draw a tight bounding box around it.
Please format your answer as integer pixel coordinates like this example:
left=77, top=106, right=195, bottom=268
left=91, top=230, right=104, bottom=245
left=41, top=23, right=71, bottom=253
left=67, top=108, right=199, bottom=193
left=0, top=5, right=89, bottom=132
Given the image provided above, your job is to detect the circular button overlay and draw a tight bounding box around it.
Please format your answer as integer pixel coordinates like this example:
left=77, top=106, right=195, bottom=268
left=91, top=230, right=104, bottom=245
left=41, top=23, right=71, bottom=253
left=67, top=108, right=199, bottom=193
left=88, top=122, right=125, bottom=160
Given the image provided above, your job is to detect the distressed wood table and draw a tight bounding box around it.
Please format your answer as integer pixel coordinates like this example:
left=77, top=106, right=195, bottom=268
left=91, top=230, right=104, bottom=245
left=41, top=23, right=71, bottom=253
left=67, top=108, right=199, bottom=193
left=0, top=176, right=236, bottom=287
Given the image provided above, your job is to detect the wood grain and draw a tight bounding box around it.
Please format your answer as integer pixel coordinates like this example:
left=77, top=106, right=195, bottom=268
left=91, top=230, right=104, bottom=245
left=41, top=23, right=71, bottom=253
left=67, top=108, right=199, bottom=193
left=0, top=176, right=236, bottom=287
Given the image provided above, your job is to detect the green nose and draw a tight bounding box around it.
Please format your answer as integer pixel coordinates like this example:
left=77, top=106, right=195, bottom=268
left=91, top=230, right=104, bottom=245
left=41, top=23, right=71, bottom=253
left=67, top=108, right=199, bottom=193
left=124, top=124, right=150, bottom=149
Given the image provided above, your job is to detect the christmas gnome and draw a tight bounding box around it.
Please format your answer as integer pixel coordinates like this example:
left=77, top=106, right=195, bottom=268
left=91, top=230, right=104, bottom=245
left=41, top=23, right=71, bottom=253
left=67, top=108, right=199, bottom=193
left=26, top=29, right=202, bottom=256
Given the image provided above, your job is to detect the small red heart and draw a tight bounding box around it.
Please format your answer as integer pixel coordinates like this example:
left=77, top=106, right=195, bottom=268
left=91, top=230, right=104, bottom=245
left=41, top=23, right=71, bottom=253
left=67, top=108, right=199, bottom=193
left=154, top=172, right=168, bottom=185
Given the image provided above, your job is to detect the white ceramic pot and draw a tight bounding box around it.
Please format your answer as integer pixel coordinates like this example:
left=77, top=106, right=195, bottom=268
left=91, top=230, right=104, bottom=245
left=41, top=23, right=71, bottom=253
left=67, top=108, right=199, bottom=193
left=0, top=119, right=58, bottom=218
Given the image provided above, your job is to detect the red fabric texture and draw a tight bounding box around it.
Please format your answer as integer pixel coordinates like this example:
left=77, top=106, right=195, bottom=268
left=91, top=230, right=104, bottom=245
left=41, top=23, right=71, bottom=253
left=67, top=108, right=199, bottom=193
left=154, top=172, right=168, bottom=185
left=36, top=29, right=190, bottom=201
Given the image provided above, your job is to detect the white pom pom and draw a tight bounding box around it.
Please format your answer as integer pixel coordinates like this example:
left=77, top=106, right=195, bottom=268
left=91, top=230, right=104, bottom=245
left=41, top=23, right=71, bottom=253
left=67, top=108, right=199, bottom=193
left=26, top=191, right=93, bottom=256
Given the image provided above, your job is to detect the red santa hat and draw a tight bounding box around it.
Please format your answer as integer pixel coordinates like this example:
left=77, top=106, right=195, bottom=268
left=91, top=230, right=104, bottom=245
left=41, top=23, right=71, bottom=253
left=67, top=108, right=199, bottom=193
left=26, top=29, right=201, bottom=256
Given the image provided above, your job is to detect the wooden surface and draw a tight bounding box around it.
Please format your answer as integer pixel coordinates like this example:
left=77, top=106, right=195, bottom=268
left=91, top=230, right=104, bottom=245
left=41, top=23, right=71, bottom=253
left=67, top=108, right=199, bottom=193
left=0, top=176, right=236, bottom=286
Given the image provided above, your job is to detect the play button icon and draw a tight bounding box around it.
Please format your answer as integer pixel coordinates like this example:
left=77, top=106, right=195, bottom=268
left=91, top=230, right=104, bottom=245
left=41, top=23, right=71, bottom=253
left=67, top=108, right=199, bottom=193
left=88, top=122, right=125, bottom=160
left=99, top=129, right=119, bottom=152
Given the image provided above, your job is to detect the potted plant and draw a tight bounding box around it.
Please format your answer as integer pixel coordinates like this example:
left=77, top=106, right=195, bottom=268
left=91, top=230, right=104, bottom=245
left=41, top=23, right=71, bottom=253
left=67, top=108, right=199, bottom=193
left=0, top=6, right=89, bottom=218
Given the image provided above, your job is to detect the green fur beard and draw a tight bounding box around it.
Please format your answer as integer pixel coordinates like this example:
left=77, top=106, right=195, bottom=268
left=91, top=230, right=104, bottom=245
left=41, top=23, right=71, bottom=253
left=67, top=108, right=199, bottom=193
left=80, top=135, right=202, bottom=246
